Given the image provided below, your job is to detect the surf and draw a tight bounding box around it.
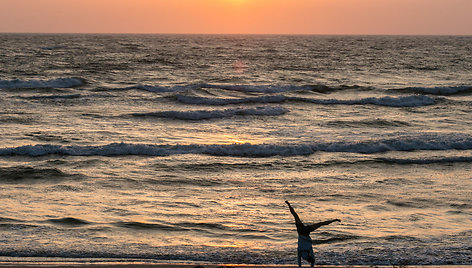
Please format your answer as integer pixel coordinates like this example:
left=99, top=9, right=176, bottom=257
left=2, top=133, right=472, bottom=157
left=0, top=77, right=85, bottom=89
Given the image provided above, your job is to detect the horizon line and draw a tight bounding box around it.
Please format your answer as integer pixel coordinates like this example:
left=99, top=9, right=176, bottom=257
left=1, top=31, right=472, bottom=37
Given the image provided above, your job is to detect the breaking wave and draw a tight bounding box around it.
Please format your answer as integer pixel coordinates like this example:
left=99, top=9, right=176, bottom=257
left=2, top=133, right=472, bottom=157
left=131, top=106, right=289, bottom=120
left=175, top=94, right=436, bottom=107
left=0, top=78, right=84, bottom=89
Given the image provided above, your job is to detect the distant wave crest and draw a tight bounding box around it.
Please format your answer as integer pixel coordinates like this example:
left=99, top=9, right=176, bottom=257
left=48, top=217, right=90, bottom=226
left=376, top=156, right=472, bottom=164
left=0, top=77, right=84, bottom=89
left=126, top=83, right=357, bottom=94
left=0, top=166, right=69, bottom=181
left=124, top=82, right=472, bottom=99
left=131, top=106, right=289, bottom=120
left=21, top=94, right=81, bottom=100
left=176, top=94, right=436, bottom=107
left=111, top=82, right=472, bottom=98
left=395, top=86, right=472, bottom=96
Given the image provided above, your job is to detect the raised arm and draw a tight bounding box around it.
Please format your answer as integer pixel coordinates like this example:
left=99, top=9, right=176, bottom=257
left=285, top=200, right=303, bottom=225
left=307, top=219, right=341, bottom=232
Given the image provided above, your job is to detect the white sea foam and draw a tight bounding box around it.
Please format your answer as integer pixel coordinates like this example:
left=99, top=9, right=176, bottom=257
left=176, top=94, right=436, bottom=107
left=2, top=134, right=472, bottom=157
left=131, top=106, right=289, bottom=120
left=0, top=78, right=84, bottom=89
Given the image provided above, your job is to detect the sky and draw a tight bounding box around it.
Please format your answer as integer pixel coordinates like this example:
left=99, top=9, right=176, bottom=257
left=0, top=0, right=471, bottom=35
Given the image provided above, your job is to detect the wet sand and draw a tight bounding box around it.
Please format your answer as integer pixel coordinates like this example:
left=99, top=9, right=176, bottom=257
left=0, top=264, right=301, bottom=268
left=0, top=264, right=471, bottom=268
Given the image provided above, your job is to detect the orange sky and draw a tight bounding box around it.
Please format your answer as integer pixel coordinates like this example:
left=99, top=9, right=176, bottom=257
left=1, top=0, right=471, bottom=34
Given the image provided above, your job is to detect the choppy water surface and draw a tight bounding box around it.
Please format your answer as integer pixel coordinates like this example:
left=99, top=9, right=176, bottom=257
left=0, top=34, right=471, bottom=265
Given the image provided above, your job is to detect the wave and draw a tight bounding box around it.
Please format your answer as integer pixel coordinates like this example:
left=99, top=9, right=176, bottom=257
left=207, top=84, right=350, bottom=93
left=0, top=115, right=36, bottom=125
left=176, top=94, right=436, bottom=107
left=2, top=134, right=472, bottom=157
left=175, top=94, right=288, bottom=105
left=122, top=83, right=472, bottom=99
left=116, top=221, right=184, bottom=231
left=0, top=166, right=72, bottom=182
left=0, top=78, right=84, bottom=89
left=385, top=200, right=426, bottom=209
left=114, top=221, right=231, bottom=233
left=21, top=94, right=81, bottom=100
left=395, top=86, right=472, bottom=96
left=48, top=217, right=90, bottom=226
left=0, top=240, right=470, bottom=265
left=104, top=82, right=472, bottom=98
left=0, top=247, right=289, bottom=265
left=0, top=217, right=22, bottom=223
left=327, top=119, right=411, bottom=128
left=146, top=176, right=222, bottom=187
left=124, top=84, right=200, bottom=93
left=376, top=156, right=472, bottom=164
left=312, top=233, right=362, bottom=245
left=131, top=106, right=288, bottom=120
left=125, top=83, right=360, bottom=94
left=40, top=45, right=67, bottom=50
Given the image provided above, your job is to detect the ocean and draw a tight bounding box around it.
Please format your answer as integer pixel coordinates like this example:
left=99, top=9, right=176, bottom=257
left=0, top=34, right=471, bottom=266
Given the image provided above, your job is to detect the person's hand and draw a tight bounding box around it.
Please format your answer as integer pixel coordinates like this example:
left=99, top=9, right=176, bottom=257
left=285, top=200, right=290, bottom=205
left=334, top=219, right=341, bottom=223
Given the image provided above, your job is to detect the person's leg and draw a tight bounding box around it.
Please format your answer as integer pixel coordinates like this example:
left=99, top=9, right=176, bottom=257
left=286, top=201, right=303, bottom=225
left=297, top=250, right=302, bottom=267
left=307, top=253, right=315, bottom=267
left=305, top=247, right=315, bottom=267
left=299, top=251, right=315, bottom=267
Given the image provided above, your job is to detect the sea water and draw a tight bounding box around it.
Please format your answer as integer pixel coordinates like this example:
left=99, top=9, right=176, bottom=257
left=0, top=34, right=471, bottom=265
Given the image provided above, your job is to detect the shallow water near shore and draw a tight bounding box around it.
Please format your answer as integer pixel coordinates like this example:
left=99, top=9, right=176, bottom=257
left=0, top=34, right=471, bottom=266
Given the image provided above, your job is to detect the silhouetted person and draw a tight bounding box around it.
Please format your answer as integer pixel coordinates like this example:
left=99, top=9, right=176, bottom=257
left=286, top=200, right=341, bottom=267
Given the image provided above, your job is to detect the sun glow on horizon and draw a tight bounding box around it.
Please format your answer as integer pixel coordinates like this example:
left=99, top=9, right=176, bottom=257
left=226, top=0, right=250, bottom=4
left=0, top=0, right=471, bottom=34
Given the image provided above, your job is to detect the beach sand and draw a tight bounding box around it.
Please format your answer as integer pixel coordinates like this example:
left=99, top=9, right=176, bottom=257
left=0, top=264, right=302, bottom=268
left=0, top=264, right=471, bottom=268
left=0, top=263, right=306, bottom=268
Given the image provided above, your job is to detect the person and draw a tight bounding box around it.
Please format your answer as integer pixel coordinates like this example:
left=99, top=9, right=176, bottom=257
left=285, top=200, right=341, bottom=267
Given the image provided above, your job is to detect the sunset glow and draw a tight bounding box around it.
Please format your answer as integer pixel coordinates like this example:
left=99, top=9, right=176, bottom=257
left=0, top=0, right=471, bottom=35
left=2, top=0, right=472, bottom=263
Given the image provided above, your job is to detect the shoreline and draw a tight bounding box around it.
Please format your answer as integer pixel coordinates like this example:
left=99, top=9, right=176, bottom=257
left=1, top=263, right=472, bottom=268
left=0, top=258, right=471, bottom=268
